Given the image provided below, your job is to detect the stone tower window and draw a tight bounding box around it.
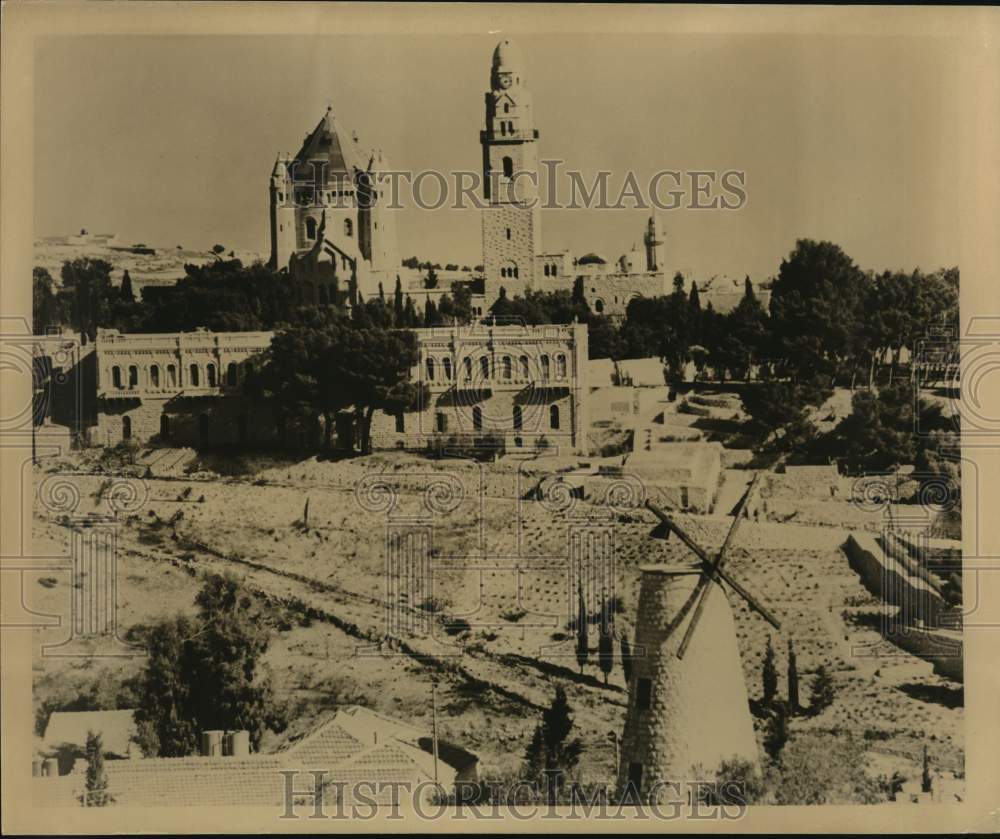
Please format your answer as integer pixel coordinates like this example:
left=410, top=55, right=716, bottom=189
left=128, top=365, right=138, bottom=389
left=502, top=356, right=512, bottom=379
left=512, top=405, right=522, bottom=431
left=122, top=416, right=132, bottom=440
left=344, top=219, right=353, bottom=237
left=594, top=299, right=605, bottom=313
left=150, top=364, right=160, bottom=388
left=305, top=217, right=317, bottom=240
left=473, top=406, right=483, bottom=431
left=189, top=364, right=200, bottom=387
left=550, top=405, right=560, bottom=430
left=426, top=358, right=435, bottom=381
left=500, top=122, right=507, bottom=137
left=503, top=103, right=509, bottom=114
left=442, top=358, right=452, bottom=380
left=636, top=678, right=652, bottom=710
left=112, top=366, right=123, bottom=389
left=506, top=228, right=511, bottom=240
left=502, top=156, right=514, bottom=179
left=519, top=355, right=529, bottom=378
left=167, top=364, right=177, bottom=387
left=543, top=265, right=549, bottom=277
left=556, top=354, right=567, bottom=378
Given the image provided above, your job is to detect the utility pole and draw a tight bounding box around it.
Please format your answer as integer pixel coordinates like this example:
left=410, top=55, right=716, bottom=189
left=431, top=682, right=440, bottom=788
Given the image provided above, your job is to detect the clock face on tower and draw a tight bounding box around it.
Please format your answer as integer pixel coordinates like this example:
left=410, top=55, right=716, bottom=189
left=498, top=73, right=512, bottom=89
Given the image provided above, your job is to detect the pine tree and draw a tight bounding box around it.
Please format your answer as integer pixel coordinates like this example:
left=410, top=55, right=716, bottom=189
left=598, top=601, right=614, bottom=686
left=620, top=634, right=633, bottom=685
left=575, top=581, right=589, bottom=675
left=762, top=636, right=778, bottom=707
left=809, top=664, right=836, bottom=715
left=120, top=270, right=135, bottom=303
left=83, top=730, right=113, bottom=806
left=787, top=638, right=799, bottom=713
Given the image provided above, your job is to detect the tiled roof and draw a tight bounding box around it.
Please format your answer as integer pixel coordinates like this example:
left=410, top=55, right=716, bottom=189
left=290, top=110, right=367, bottom=184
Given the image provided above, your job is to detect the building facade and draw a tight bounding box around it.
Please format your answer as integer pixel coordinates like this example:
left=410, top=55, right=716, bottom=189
left=83, top=324, right=589, bottom=454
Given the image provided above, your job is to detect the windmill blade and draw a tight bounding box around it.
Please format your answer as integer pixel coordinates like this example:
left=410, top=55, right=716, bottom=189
left=675, top=474, right=760, bottom=659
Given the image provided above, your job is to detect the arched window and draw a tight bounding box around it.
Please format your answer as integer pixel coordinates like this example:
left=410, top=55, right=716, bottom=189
left=594, top=299, right=605, bottom=313
left=305, top=217, right=317, bottom=239
left=473, top=406, right=483, bottom=431
left=500, top=122, right=507, bottom=136
left=502, top=356, right=512, bottom=380
left=507, top=121, right=514, bottom=134
left=207, top=363, right=217, bottom=388
left=167, top=364, right=177, bottom=387
left=480, top=356, right=490, bottom=379
left=227, top=362, right=238, bottom=386
left=150, top=364, right=160, bottom=387
left=540, top=354, right=550, bottom=380
left=112, top=366, right=122, bottom=389
left=128, top=365, right=138, bottom=388
left=519, top=355, right=529, bottom=378
left=426, top=357, right=435, bottom=381
left=442, top=358, right=452, bottom=380
left=122, top=416, right=132, bottom=440
left=513, top=405, right=522, bottom=431
left=464, top=357, right=473, bottom=380
left=502, top=156, right=514, bottom=179
left=160, top=413, right=170, bottom=440
left=556, top=354, right=567, bottom=378
left=513, top=265, right=519, bottom=279
left=436, top=412, right=448, bottom=433
left=189, top=364, right=200, bottom=387
left=344, top=218, right=353, bottom=237
left=506, top=227, right=511, bottom=240
left=199, top=413, right=209, bottom=443
left=544, top=265, right=550, bottom=277
left=504, top=103, right=509, bottom=114
left=550, top=405, right=560, bottom=430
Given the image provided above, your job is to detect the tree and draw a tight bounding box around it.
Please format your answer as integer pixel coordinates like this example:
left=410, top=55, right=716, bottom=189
left=60, top=257, right=116, bottom=342
left=575, top=582, right=589, bottom=675
left=620, top=634, right=633, bottom=685
left=33, top=267, right=68, bottom=334
left=120, top=270, right=135, bottom=303
left=809, top=665, right=835, bottom=716
left=425, top=267, right=439, bottom=289
left=82, top=730, right=113, bottom=806
left=587, top=314, right=623, bottom=360
left=133, top=574, right=286, bottom=756
left=212, top=244, right=226, bottom=256
left=522, top=687, right=584, bottom=804
left=393, top=276, right=404, bottom=324
left=598, top=601, right=614, bottom=686
left=921, top=744, right=932, bottom=793
left=424, top=298, right=440, bottom=327
left=787, top=639, right=799, bottom=713
left=762, top=636, right=778, bottom=707
left=763, top=705, right=789, bottom=761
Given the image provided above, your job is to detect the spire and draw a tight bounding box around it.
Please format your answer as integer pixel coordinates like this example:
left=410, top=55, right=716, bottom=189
left=290, top=107, right=366, bottom=183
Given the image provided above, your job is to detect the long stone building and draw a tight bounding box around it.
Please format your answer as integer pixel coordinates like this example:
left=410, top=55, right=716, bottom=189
left=45, top=323, right=590, bottom=454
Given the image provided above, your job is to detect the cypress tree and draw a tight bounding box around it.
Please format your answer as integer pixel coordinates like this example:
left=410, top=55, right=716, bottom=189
left=809, top=664, right=836, bottom=715
left=83, top=730, right=113, bottom=806
left=598, top=601, right=614, bottom=686
left=575, top=581, right=589, bottom=675
left=787, top=638, right=799, bottom=713
left=762, top=636, right=778, bottom=707
left=393, top=276, right=404, bottom=324
left=620, top=634, right=633, bottom=685
left=120, top=270, right=135, bottom=303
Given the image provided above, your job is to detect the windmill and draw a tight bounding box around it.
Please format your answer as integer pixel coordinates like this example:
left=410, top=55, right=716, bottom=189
left=644, top=473, right=781, bottom=659
left=617, top=473, right=781, bottom=801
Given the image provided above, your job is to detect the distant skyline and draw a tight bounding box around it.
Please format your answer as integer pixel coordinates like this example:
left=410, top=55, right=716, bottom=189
left=35, top=33, right=961, bottom=280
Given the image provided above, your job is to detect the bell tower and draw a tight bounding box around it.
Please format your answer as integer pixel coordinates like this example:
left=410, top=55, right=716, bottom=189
left=480, top=39, right=541, bottom=299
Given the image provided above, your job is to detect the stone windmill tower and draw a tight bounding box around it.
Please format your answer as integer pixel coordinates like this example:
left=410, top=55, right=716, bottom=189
left=617, top=476, right=781, bottom=801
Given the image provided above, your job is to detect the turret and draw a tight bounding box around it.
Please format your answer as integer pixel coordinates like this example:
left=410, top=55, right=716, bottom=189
left=269, top=155, right=296, bottom=270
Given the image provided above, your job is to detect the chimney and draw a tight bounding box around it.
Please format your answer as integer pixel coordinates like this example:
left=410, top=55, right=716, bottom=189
left=200, top=730, right=224, bottom=757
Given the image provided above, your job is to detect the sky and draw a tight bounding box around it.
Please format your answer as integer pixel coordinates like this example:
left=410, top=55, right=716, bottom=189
left=34, top=33, right=961, bottom=280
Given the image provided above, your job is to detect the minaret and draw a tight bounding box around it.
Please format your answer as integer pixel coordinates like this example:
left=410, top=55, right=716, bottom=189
left=644, top=214, right=665, bottom=273
left=480, top=39, right=541, bottom=299
left=268, top=155, right=296, bottom=270
left=359, top=148, right=400, bottom=277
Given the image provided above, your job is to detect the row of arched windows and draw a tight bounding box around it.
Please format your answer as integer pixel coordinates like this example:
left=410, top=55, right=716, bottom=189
left=424, top=353, right=568, bottom=382
left=542, top=263, right=559, bottom=277
left=498, top=120, right=515, bottom=136
left=110, top=360, right=254, bottom=390
left=305, top=217, right=353, bottom=240
left=500, top=264, right=519, bottom=279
